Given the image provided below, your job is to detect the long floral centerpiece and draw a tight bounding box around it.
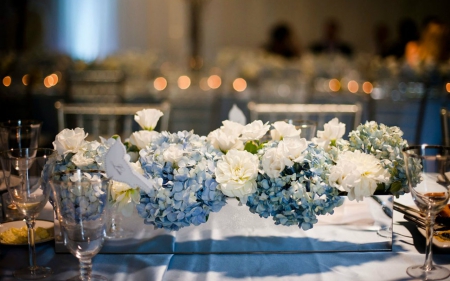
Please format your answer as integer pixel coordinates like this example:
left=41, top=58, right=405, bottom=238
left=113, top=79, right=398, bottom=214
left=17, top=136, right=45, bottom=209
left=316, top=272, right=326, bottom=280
left=52, top=106, right=410, bottom=231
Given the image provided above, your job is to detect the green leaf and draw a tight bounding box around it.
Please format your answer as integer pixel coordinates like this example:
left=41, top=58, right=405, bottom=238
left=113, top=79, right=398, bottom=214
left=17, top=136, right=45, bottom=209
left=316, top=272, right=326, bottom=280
left=389, top=181, right=403, bottom=194
left=244, top=141, right=259, bottom=154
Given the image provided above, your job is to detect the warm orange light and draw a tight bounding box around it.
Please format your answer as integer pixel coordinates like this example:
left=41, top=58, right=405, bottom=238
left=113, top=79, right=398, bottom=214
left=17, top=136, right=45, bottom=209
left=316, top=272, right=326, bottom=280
left=362, top=82, right=373, bottom=94
left=154, top=77, right=167, bottom=91
left=348, top=80, right=359, bottom=93
left=446, top=82, right=450, bottom=93
left=233, top=78, right=247, bottom=92
left=329, top=79, right=340, bottom=92
left=3, top=76, right=11, bottom=87
left=44, top=77, right=51, bottom=88
left=207, top=75, right=221, bottom=89
left=199, top=77, right=210, bottom=91
left=50, top=73, right=59, bottom=85
left=22, top=74, right=29, bottom=86
left=178, top=75, right=191, bottom=90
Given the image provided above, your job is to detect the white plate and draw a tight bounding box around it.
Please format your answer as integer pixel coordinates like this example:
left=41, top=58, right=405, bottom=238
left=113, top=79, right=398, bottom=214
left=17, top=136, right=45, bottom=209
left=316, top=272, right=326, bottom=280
left=418, top=228, right=450, bottom=248
left=0, top=220, right=54, bottom=245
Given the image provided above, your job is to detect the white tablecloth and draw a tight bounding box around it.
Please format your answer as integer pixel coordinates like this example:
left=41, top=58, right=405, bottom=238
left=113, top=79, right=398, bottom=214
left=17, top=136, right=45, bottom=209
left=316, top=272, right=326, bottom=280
left=0, top=195, right=449, bottom=281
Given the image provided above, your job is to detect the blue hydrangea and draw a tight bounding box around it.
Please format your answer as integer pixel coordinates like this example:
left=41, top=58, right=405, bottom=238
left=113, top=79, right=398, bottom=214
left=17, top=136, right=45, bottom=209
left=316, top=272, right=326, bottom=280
left=136, top=131, right=227, bottom=231
left=347, top=121, right=409, bottom=196
left=247, top=143, right=344, bottom=230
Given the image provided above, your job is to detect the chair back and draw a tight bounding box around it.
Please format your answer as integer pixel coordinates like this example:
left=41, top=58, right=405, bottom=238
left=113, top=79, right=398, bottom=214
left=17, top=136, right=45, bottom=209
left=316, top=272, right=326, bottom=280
left=441, top=108, right=450, bottom=146
left=247, top=102, right=363, bottom=131
left=55, top=101, right=171, bottom=141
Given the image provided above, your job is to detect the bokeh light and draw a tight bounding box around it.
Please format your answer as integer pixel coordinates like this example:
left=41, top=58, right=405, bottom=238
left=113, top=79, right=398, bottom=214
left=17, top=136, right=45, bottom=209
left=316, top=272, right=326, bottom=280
left=22, top=74, right=29, bottom=86
left=207, top=75, right=221, bottom=89
left=446, top=82, right=450, bottom=93
left=178, top=75, right=191, bottom=90
left=362, top=82, right=373, bottom=94
left=3, top=76, right=11, bottom=87
left=154, top=77, right=167, bottom=91
left=329, top=79, right=340, bottom=92
left=347, top=80, right=359, bottom=93
left=233, top=78, right=247, bottom=92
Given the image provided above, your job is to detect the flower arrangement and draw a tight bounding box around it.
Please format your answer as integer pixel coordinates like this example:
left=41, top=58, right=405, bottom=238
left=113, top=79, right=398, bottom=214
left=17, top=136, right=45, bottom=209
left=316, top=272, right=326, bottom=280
left=52, top=105, right=413, bottom=232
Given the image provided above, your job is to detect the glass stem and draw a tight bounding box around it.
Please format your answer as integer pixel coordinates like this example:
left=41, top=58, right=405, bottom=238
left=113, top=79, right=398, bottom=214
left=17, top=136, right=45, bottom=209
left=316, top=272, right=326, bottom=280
left=79, top=258, right=93, bottom=280
left=25, top=217, right=37, bottom=269
left=423, top=213, right=436, bottom=271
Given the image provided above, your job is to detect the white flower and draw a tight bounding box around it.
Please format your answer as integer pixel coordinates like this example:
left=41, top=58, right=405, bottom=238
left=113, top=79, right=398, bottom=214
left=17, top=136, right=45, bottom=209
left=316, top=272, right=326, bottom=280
left=129, top=130, right=159, bottom=150
left=328, top=150, right=390, bottom=202
left=240, top=120, right=270, bottom=142
left=215, top=149, right=259, bottom=203
left=261, top=147, right=286, bottom=178
left=134, top=108, right=163, bottom=130
left=163, top=144, right=184, bottom=164
left=278, top=136, right=308, bottom=164
left=71, top=152, right=95, bottom=167
left=315, top=118, right=346, bottom=147
left=207, top=125, right=244, bottom=152
left=110, top=161, right=143, bottom=216
left=53, top=128, right=88, bottom=155
left=270, top=121, right=300, bottom=141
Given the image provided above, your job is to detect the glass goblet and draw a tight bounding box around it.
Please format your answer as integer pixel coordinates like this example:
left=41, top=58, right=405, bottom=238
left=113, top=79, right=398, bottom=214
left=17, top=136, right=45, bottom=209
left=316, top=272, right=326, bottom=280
left=50, top=169, right=110, bottom=281
left=0, top=148, right=57, bottom=280
left=285, top=119, right=317, bottom=141
left=403, top=145, right=450, bottom=280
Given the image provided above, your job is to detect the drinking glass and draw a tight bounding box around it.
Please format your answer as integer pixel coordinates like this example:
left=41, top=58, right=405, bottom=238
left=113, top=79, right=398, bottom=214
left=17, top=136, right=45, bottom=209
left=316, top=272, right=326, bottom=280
left=0, top=120, right=42, bottom=211
left=402, top=145, right=450, bottom=280
left=285, top=119, right=317, bottom=140
left=50, top=169, right=110, bottom=281
left=0, top=148, right=57, bottom=280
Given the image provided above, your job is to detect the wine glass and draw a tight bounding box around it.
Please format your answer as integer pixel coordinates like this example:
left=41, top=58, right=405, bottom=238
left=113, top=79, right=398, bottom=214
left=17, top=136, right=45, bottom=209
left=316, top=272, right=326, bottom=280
left=285, top=119, right=317, bottom=140
left=50, top=169, right=110, bottom=281
left=0, top=148, right=57, bottom=280
left=402, top=145, right=450, bottom=280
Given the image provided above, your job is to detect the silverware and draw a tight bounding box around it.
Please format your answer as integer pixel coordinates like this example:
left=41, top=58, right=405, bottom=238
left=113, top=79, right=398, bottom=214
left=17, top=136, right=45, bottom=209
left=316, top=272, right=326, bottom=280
left=371, top=196, right=393, bottom=218
left=403, top=214, right=450, bottom=232
left=394, top=201, right=450, bottom=226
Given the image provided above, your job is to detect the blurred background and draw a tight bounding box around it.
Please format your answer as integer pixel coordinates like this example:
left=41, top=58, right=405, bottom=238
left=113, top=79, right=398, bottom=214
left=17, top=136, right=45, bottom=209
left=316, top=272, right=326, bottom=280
left=0, top=0, right=449, bottom=146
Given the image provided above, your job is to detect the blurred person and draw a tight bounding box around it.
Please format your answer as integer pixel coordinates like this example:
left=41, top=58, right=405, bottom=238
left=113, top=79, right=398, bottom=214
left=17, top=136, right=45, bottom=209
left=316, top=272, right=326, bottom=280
left=264, top=22, right=301, bottom=59
left=309, top=18, right=353, bottom=57
left=404, top=16, right=449, bottom=68
left=372, top=22, right=391, bottom=58
left=387, top=18, right=419, bottom=59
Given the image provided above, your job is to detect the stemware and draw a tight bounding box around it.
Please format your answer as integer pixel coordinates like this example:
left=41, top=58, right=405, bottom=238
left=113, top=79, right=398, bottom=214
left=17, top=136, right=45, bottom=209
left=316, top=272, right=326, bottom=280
left=50, top=169, right=110, bottom=281
left=285, top=119, right=317, bottom=140
left=0, top=148, right=56, bottom=280
left=403, top=145, right=450, bottom=280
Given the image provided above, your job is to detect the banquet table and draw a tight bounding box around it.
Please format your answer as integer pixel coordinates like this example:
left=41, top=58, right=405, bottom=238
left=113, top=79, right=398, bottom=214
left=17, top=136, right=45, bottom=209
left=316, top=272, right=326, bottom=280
left=1, top=195, right=449, bottom=281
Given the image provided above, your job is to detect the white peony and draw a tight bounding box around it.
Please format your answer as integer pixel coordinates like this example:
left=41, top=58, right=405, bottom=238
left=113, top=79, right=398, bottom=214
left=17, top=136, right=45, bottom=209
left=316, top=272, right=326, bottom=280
left=270, top=121, right=301, bottom=141
left=261, top=147, right=286, bottom=178
left=163, top=144, right=184, bottom=164
left=315, top=118, right=346, bottom=147
left=240, top=120, right=270, bottom=142
left=215, top=149, right=259, bottom=203
left=134, top=108, right=163, bottom=130
left=328, top=150, right=390, bottom=202
left=207, top=121, right=244, bottom=152
left=53, top=128, right=88, bottom=156
left=71, top=152, right=95, bottom=167
left=278, top=136, right=308, bottom=164
left=129, top=130, right=159, bottom=150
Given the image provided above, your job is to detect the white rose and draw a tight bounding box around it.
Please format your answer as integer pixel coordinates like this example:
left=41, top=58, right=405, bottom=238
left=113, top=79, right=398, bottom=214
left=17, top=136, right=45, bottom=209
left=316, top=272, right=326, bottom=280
left=53, top=128, right=88, bottom=155
left=278, top=136, right=308, bottom=164
left=316, top=118, right=346, bottom=147
left=216, top=149, right=258, bottom=203
left=270, top=121, right=301, bottom=141
left=207, top=128, right=244, bottom=152
left=129, top=130, right=159, bottom=150
left=71, top=152, right=94, bottom=167
left=134, top=108, right=164, bottom=130
left=261, top=147, right=286, bottom=178
left=163, top=144, right=184, bottom=164
left=329, top=150, right=390, bottom=202
left=221, top=120, right=245, bottom=135
left=240, top=120, right=270, bottom=142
